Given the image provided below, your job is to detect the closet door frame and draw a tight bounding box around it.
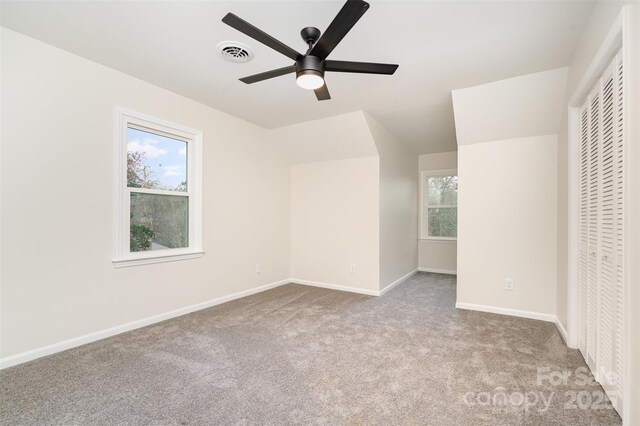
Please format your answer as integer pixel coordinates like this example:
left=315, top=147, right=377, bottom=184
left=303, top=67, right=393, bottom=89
left=567, top=5, right=638, bottom=422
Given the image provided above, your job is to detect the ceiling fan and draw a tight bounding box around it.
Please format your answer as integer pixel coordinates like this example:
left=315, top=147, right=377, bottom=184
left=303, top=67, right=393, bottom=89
left=221, top=0, right=398, bottom=101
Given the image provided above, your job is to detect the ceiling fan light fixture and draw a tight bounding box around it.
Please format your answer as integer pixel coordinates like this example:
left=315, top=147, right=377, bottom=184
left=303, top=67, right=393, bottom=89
left=296, top=70, right=325, bottom=90
left=222, top=0, right=398, bottom=101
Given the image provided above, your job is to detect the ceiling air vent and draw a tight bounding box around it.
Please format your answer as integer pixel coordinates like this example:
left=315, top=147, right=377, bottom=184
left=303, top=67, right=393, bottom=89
left=216, top=41, right=254, bottom=63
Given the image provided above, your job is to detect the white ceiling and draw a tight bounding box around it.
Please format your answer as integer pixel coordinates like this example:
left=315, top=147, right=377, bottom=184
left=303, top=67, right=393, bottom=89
left=0, top=0, right=595, bottom=154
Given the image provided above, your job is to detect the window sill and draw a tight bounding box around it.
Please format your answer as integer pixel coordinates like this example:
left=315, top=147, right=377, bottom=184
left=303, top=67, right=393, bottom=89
left=419, top=238, right=457, bottom=243
left=113, top=251, right=204, bottom=268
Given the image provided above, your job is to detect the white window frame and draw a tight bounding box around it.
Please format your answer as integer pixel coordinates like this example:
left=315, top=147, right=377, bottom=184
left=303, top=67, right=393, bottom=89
left=113, top=107, right=203, bottom=268
left=420, top=169, right=457, bottom=241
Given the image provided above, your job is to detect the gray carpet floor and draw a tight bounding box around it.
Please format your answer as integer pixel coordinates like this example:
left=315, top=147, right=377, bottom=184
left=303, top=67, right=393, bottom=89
left=0, top=272, right=622, bottom=425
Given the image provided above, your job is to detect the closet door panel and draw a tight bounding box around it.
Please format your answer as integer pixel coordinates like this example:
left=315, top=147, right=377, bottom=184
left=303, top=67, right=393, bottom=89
left=577, top=50, right=624, bottom=414
left=578, top=106, right=589, bottom=356
left=612, top=54, right=624, bottom=413
left=597, top=62, right=615, bottom=394
left=586, top=87, right=600, bottom=369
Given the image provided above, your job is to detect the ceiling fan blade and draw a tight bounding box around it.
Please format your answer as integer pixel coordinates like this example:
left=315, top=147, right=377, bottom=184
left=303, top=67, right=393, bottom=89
left=314, top=84, right=331, bottom=101
left=222, top=13, right=301, bottom=61
left=309, top=0, right=370, bottom=60
left=239, top=65, right=296, bottom=84
left=325, top=60, right=398, bottom=75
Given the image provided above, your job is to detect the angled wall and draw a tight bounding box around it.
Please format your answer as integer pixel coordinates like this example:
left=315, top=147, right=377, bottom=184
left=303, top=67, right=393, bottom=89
left=275, top=111, right=382, bottom=294
left=276, top=111, right=418, bottom=294
left=452, top=68, right=566, bottom=318
left=270, top=111, right=378, bottom=164
left=452, top=67, right=567, bottom=146
left=364, top=113, right=418, bottom=291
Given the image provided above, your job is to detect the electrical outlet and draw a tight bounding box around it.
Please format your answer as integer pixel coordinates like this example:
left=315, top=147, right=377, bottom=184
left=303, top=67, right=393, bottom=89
left=256, top=264, right=262, bottom=274
left=505, top=278, right=514, bottom=291
left=350, top=264, right=356, bottom=274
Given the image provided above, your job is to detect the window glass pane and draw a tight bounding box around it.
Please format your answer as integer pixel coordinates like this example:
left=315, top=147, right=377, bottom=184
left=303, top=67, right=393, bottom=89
left=428, top=207, right=457, bottom=237
left=428, top=176, right=458, bottom=206
left=127, top=127, right=187, bottom=192
left=130, top=193, right=188, bottom=252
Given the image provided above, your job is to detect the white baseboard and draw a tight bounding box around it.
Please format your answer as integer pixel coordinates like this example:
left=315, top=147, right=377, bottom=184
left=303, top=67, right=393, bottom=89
left=0, top=278, right=290, bottom=370
left=379, top=269, right=418, bottom=296
left=290, top=278, right=379, bottom=296
left=455, top=302, right=556, bottom=323
left=0, top=277, right=387, bottom=369
left=555, top=317, right=568, bottom=344
left=6, top=274, right=508, bottom=370
left=418, top=267, right=457, bottom=275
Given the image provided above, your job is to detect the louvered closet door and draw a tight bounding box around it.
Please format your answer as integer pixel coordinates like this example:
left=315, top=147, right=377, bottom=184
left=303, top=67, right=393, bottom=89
left=577, top=105, right=589, bottom=356
left=597, top=59, right=615, bottom=400
left=613, top=54, right=624, bottom=414
left=586, top=84, right=599, bottom=369
left=577, top=49, right=624, bottom=414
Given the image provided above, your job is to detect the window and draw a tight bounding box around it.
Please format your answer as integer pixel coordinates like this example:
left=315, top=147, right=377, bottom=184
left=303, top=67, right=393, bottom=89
left=420, top=170, right=457, bottom=240
left=113, top=108, right=203, bottom=267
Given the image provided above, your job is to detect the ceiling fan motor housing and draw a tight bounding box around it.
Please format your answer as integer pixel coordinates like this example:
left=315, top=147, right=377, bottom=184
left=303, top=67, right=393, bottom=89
left=296, top=55, right=325, bottom=79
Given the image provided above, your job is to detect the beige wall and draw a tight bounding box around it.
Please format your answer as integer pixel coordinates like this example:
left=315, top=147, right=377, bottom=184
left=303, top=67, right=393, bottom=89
left=365, top=114, right=418, bottom=290
left=457, top=135, right=558, bottom=315
left=0, top=29, right=292, bottom=359
left=283, top=112, right=418, bottom=294
left=419, top=242, right=457, bottom=274
left=0, top=29, right=420, bottom=361
left=290, top=157, right=380, bottom=293
left=556, top=119, right=569, bottom=329
left=418, top=151, right=457, bottom=273
left=418, top=151, right=457, bottom=171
